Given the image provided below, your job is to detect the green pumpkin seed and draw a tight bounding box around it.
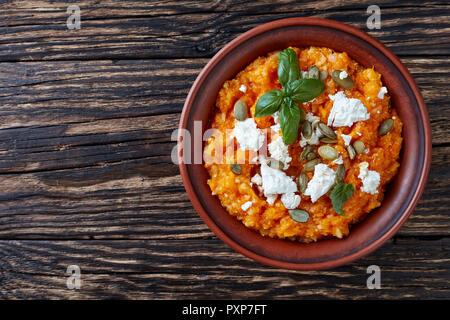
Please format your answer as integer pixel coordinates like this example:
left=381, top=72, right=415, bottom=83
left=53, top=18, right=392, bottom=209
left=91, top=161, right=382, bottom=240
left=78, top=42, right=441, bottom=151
left=233, top=99, right=248, bottom=121
left=301, top=120, right=313, bottom=139
left=318, top=145, right=339, bottom=160
left=331, top=70, right=354, bottom=90
left=230, top=163, right=242, bottom=175
left=319, top=70, right=328, bottom=81
left=353, top=140, right=365, bottom=155
left=347, top=145, right=356, bottom=160
left=299, top=106, right=306, bottom=123
left=319, top=137, right=338, bottom=144
left=266, top=158, right=284, bottom=170
left=297, top=172, right=308, bottom=193
left=289, top=209, right=310, bottom=223
left=305, top=151, right=317, bottom=161
left=307, top=65, right=319, bottom=79
left=304, top=158, right=320, bottom=172
left=300, top=145, right=315, bottom=161
left=318, top=122, right=336, bottom=139
left=379, top=119, right=394, bottom=135
left=336, top=164, right=345, bottom=183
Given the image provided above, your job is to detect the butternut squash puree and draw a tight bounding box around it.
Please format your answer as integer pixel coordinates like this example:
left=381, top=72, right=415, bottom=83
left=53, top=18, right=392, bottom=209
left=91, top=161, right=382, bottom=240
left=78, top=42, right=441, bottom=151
left=204, top=47, right=403, bottom=242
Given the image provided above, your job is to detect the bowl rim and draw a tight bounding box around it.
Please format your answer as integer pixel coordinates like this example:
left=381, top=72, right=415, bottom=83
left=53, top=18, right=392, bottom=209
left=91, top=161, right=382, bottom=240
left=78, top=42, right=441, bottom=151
left=178, top=17, right=431, bottom=270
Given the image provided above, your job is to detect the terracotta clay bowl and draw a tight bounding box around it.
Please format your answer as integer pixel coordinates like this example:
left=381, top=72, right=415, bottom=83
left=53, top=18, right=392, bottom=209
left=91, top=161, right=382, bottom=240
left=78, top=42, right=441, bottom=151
left=178, top=18, right=431, bottom=270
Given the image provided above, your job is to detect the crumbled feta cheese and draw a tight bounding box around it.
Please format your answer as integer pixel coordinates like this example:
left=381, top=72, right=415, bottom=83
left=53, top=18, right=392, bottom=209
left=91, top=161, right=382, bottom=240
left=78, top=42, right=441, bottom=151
left=392, top=116, right=396, bottom=120
left=327, top=91, right=370, bottom=127
left=271, top=123, right=281, bottom=133
left=300, top=113, right=323, bottom=147
left=358, top=162, right=380, bottom=194
left=251, top=156, right=259, bottom=164
left=304, top=164, right=336, bottom=203
left=271, top=111, right=281, bottom=132
left=332, top=155, right=343, bottom=165
left=268, top=136, right=292, bottom=169
left=339, top=70, right=348, bottom=80
left=281, top=192, right=301, bottom=209
left=273, top=111, right=280, bottom=123
left=260, top=161, right=297, bottom=196
left=364, top=148, right=370, bottom=154
left=266, top=194, right=277, bottom=205
left=233, top=118, right=264, bottom=151
left=356, top=132, right=362, bottom=136
left=341, top=134, right=352, bottom=146
left=306, top=112, right=318, bottom=123
left=377, top=86, right=388, bottom=99
left=241, top=201, right=252, bottom=211
left=239, top=84, right=247, bottom=93
left=251, top=173, right=262, bottom=186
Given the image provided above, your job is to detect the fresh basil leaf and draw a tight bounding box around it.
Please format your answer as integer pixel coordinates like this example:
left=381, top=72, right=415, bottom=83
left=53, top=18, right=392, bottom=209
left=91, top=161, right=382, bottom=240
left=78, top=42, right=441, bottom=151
left=288, top=79, right=325, bottom=103
left=330, top=182, right=355, bottom=216
left=278, top=49, right=301, bottom=88
left=279, top=98, right=300, bottom=145
left=255, top=89, right=283, bottom=117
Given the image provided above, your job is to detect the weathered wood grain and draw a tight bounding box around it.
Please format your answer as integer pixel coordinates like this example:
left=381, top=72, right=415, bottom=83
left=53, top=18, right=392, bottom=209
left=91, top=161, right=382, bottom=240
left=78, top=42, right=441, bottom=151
left=0, top=0, right=448, bottom=300
left=0, top=57, right=448, bottom=141
left=0, top=56, right=447, bottom=239
left=0, top=144, right=447, bottom=239
left=0, top=1, right=448, bottom=61
left=0, top=238, right=448, bottom=299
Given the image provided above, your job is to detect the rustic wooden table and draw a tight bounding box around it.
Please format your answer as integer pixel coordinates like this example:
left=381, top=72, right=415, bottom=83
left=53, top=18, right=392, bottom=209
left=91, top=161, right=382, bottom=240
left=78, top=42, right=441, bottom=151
left=0, top=0, right=448, bottom=299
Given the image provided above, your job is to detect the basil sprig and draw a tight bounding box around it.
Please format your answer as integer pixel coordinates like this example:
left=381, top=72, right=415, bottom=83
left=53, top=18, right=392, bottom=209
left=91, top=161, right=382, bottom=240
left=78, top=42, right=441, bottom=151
left=255, top=48, right=325, bottom=144
left=330, top=182, right=355, bottom=216
left=279, top=98, right=300, bottom=145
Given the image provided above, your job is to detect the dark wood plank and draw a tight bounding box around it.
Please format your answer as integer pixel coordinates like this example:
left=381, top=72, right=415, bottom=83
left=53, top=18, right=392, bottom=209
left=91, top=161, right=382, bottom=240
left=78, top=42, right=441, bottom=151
left=0, top=56, right=447, bottom=239
left=0, top=1, right=448, bottom=62
left=0, top=0, right=448, bottom=300
left=0, top=238, right=448, bottom=299
left=0, top=145, right=447, bottom=239
left=0, top=57, right=448, bottom=142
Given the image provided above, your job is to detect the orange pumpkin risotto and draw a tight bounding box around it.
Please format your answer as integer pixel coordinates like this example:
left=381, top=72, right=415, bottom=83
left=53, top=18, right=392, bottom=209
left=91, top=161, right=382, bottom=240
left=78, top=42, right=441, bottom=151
left=203, top=47, right=402, bottom=242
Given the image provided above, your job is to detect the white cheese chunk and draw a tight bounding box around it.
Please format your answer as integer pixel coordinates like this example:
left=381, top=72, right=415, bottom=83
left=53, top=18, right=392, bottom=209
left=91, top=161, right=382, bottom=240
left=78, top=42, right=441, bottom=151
left=341, top=134, right=352, bottom=146
left=377, top=86, right=388, bottom=99
left=268, top=136, right=292, bottom=169
left=266, top=194, right=277, bottom=205
left=332, top=155, right=343, bottom=165
left=271, top=111, right=281, bottom=132
left=281, top=192, right=301, bottom=209
left=358, top=162, right=380, bottom=194
left=260, top=161, right=297, bottom=196
left=251, top=173, right=262, bottom=186
left=233, top=118, right=264, bottom=151
left=241, top=201, right=252, bottom=211
left=339, top=70, right=348, bottom=80
left=271, top=123, right=281, bottom=133
left=304, top=164, right=336, bottom=203
left=327, top=91, right=370, bottom=128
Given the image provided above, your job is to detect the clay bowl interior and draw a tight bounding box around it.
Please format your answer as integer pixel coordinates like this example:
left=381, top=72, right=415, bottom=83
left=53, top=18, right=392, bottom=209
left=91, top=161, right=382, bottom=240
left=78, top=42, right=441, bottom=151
left=179, top=18, right=430, bottom=270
